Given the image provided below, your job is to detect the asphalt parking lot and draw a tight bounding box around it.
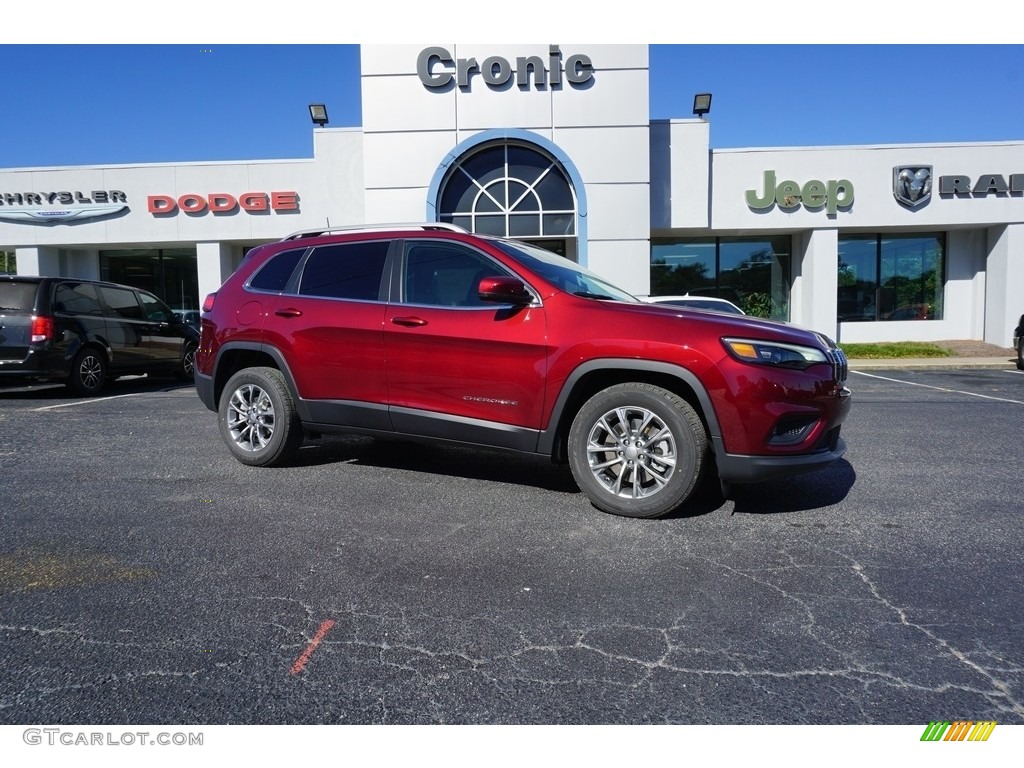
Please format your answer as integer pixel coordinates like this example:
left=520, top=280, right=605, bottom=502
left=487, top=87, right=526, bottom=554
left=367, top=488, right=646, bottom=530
left=1, top=367, right=1022, bottom=726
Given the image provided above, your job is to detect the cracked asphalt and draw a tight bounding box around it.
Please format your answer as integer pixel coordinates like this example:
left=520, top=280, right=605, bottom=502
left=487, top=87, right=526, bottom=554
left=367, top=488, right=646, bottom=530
left=1, top=368, right=1022, bottom=725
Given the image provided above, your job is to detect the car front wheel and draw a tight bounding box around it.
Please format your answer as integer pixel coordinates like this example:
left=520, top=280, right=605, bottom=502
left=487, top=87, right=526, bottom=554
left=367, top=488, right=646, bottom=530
left=567, top=383, right=708, bottom=518
left=176, top=342, right=197, bottom=382
left=218, top=367, right=303, bottom=467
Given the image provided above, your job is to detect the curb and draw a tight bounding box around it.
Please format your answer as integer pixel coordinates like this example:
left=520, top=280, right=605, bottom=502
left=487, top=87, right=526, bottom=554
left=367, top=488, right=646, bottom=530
left=848, top=357, right=1018, bottom=371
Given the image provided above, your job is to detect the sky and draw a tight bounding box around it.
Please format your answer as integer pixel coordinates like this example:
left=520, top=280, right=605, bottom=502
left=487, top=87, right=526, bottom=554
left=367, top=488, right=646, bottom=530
left=1, top=7, right=1022, bottom=169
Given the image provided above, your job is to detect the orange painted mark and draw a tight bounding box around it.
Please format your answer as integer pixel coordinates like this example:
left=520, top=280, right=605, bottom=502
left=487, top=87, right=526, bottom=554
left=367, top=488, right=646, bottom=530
left=290, top=619, right=335, bottom=675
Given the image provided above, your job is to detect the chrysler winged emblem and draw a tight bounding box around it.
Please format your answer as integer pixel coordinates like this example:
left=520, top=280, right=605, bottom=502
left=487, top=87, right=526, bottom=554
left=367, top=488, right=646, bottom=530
left=893, top=165, right=933, bottom=208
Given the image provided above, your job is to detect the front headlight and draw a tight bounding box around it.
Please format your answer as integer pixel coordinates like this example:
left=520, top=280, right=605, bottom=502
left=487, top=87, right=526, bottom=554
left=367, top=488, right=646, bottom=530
left=721, top=337, right=829, bottom=370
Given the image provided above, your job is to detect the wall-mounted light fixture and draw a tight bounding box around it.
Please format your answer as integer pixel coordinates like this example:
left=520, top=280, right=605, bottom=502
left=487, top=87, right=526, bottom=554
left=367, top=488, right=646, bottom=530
left=692, top=93, right=712, bottom=118
left=308, top=104, right=329, bottom=127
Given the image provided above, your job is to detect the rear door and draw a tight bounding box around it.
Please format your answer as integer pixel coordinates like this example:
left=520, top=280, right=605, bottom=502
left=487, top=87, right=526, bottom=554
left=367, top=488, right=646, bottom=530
left=263, top=238, right=392, bottom=429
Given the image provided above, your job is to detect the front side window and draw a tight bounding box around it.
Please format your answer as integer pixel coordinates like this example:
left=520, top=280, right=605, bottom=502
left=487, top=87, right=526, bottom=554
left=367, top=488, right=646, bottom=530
left=838, top=234, right=944, bottom=321
left=402, top=242, right=510, bottom=308
left=138, top=291, right=172, bottom=323
left=298, top=241, right=390, bottom=301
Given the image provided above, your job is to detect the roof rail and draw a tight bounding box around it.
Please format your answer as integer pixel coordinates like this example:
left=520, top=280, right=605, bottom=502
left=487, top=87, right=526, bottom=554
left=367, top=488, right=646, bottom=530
left=282, top=222, right=468, bottom=241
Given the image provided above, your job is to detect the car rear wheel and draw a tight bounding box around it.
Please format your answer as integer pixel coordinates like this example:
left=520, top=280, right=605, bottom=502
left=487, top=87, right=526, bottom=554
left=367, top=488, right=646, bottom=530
left=68, top=347, right=107, bottom=396
left=567, top=383, right=707, bottom=518
left=218, top=367, right=303, bottom=467
left=1017, top=343, right=1023, bottom=371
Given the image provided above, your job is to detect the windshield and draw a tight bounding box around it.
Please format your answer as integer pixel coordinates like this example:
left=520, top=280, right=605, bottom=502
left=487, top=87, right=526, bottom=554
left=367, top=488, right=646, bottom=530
left=493, top=240, right=638, bottom=302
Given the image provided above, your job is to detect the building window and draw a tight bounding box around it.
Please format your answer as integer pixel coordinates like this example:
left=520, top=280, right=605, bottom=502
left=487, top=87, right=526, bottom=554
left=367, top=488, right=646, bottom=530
left=650, top=236, right=792, bottom=320
left=838, top=234, right=945, bottom=322
left=100, top=248, right=198, bottom=311
left=437, top=142, right=577, bottom=256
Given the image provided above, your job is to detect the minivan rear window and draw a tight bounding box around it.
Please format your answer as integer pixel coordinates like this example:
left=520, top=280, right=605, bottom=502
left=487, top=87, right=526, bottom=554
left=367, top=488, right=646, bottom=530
left=0, top=282, right=38, bottom=312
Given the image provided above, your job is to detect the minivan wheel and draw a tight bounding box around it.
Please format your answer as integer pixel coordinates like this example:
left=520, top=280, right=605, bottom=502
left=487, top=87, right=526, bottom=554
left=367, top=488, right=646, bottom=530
left=68, top=347, right=107, bottom=396
left=567, top=383, right=707, bottom=518
left=176, top=342, right=198, bottom=382
left=219, top=367, right=303, bottom=467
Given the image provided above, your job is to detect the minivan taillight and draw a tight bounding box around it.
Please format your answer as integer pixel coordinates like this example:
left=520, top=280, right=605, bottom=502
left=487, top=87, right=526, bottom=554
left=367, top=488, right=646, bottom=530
left=202, top=293, right=216, bottom=312
left=31, top=315, right=54, bottom=344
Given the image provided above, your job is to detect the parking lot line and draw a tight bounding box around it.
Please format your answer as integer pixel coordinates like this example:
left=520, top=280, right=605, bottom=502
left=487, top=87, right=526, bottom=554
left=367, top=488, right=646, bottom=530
left=851, top=370, right=1024, bottom=405
left=32, top=392, right=159, bottom=412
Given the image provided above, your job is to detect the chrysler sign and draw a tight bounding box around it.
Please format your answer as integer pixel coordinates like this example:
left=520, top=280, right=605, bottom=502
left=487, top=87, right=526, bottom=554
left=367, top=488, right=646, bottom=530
left=0, top=190, right=128, bottom=224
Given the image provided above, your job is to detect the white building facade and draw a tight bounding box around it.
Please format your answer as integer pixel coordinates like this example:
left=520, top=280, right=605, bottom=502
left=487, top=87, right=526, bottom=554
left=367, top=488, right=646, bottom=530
left=1, top=44, right=1021, bottom=346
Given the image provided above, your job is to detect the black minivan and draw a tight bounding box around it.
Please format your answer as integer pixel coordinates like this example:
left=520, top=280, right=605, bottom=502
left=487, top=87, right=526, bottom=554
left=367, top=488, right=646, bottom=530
left=0, top=276, right=199, bottom=395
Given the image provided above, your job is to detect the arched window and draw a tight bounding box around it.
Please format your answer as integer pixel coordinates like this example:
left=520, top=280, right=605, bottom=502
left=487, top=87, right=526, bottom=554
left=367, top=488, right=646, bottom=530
left=437, top=142, right=576, bottom=242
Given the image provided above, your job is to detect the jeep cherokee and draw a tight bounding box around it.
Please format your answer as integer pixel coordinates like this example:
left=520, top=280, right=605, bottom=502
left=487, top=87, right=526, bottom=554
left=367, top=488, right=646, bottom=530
left=195, top=225, right=851, bottom=518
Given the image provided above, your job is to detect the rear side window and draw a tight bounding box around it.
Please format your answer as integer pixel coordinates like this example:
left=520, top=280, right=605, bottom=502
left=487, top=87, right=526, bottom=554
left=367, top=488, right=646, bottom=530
left=299, top=241, right=390, bottom=301
left=98, top=285, right=143, bottom=320
left=0, top=282, right=38, bottom=312
left=249, top=248, right=305, bottom=292
left=54, top=282, right=103, bottom=315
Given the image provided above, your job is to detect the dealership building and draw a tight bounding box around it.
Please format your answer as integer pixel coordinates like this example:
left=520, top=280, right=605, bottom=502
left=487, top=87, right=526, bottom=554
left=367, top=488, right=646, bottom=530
left=2, top=44, right=1021, bottom=347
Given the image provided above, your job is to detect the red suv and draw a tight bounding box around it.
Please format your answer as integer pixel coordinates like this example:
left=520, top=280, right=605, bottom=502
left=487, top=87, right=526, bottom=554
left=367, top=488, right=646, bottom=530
left=195, top=225, right=851, bottom=518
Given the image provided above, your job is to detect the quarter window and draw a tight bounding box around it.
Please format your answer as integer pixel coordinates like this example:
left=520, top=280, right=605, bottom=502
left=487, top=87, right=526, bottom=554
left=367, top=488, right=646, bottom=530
left=249, top=248, right=305, bottom=292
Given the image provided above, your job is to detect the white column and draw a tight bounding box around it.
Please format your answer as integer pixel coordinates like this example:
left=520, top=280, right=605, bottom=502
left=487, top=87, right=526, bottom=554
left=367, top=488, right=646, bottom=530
left=195, top=242, right=233, bottom=306
left=14, top=246, right=59, bottom=277
left=790, top=228, right=839, bottom=340
left=984, top=223, right=1024, bottom=347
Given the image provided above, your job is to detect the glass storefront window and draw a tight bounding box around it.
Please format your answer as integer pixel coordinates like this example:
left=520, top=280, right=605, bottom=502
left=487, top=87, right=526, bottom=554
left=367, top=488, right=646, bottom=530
left=651, top=236, right=791, bottom=320
left=838, top=234, right=944, bottom=321
left=99, top=248, right=198, bottom=311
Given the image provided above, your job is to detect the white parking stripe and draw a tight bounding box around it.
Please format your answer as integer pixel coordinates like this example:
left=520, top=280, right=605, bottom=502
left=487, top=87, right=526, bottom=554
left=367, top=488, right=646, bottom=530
left=33, top=392, right=158, bottom=412
left=851, top=370, right=1024, bottom=405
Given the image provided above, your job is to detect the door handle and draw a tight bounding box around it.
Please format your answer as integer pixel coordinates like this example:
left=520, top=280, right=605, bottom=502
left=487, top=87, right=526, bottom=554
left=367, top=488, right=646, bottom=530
left=391, top=316, right=427, bottom=327
left=274, top=308, right=303, bottom=318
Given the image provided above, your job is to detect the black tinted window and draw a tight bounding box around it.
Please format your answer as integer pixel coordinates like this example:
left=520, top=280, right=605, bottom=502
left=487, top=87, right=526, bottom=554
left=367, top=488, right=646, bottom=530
left=403, top=242, right=508, bottom=307
left=138, top=291, right=172, bottom=322
left=0, top=281, right=40, bottom=312
left=250, top=248, right=304, bottom=292
left=299, top=241, right=390, bottom=301
left=54, top=282, right=103, bottom=315
left=98, top=285, right=143, bottom=320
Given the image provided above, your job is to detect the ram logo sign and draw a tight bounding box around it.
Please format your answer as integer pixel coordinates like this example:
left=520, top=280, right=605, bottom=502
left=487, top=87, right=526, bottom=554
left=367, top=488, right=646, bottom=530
left=893, top=165, right=933, bottom=208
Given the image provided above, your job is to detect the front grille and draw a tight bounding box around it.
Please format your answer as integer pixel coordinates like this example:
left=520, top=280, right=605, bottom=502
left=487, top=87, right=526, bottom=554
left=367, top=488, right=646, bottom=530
left=826, top=346, right=848, bottom=384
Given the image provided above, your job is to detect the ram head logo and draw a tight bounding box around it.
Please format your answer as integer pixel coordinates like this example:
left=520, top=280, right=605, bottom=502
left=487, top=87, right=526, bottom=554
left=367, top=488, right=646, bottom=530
left=893, top=165, right=933, bottom=208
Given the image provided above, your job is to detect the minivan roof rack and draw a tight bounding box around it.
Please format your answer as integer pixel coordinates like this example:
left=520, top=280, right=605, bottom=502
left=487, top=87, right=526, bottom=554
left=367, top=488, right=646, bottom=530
left=282, top=222, right=468, bottom=241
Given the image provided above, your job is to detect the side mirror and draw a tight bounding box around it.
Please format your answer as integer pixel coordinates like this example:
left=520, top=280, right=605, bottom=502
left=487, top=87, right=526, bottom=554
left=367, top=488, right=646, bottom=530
left=478, top=276, right=533, bottom=305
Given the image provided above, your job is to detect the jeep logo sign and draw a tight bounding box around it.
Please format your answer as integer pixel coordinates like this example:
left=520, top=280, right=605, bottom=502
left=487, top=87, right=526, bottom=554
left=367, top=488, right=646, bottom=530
left=746, top=170, right=854, bottom=216
left=417, top=46, right=594, bottom=90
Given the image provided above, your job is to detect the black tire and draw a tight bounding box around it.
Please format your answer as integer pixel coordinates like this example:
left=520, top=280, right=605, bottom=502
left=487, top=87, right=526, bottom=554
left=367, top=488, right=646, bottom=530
left=218, top=367, right=303, bottom=467
left=176, top=342, right=198, bottom=382
left=567, top=383, right=708, bottom=518
left=1017, top=344, right=1023, bottom=371
left=67, top=347, right=107, bottom=396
